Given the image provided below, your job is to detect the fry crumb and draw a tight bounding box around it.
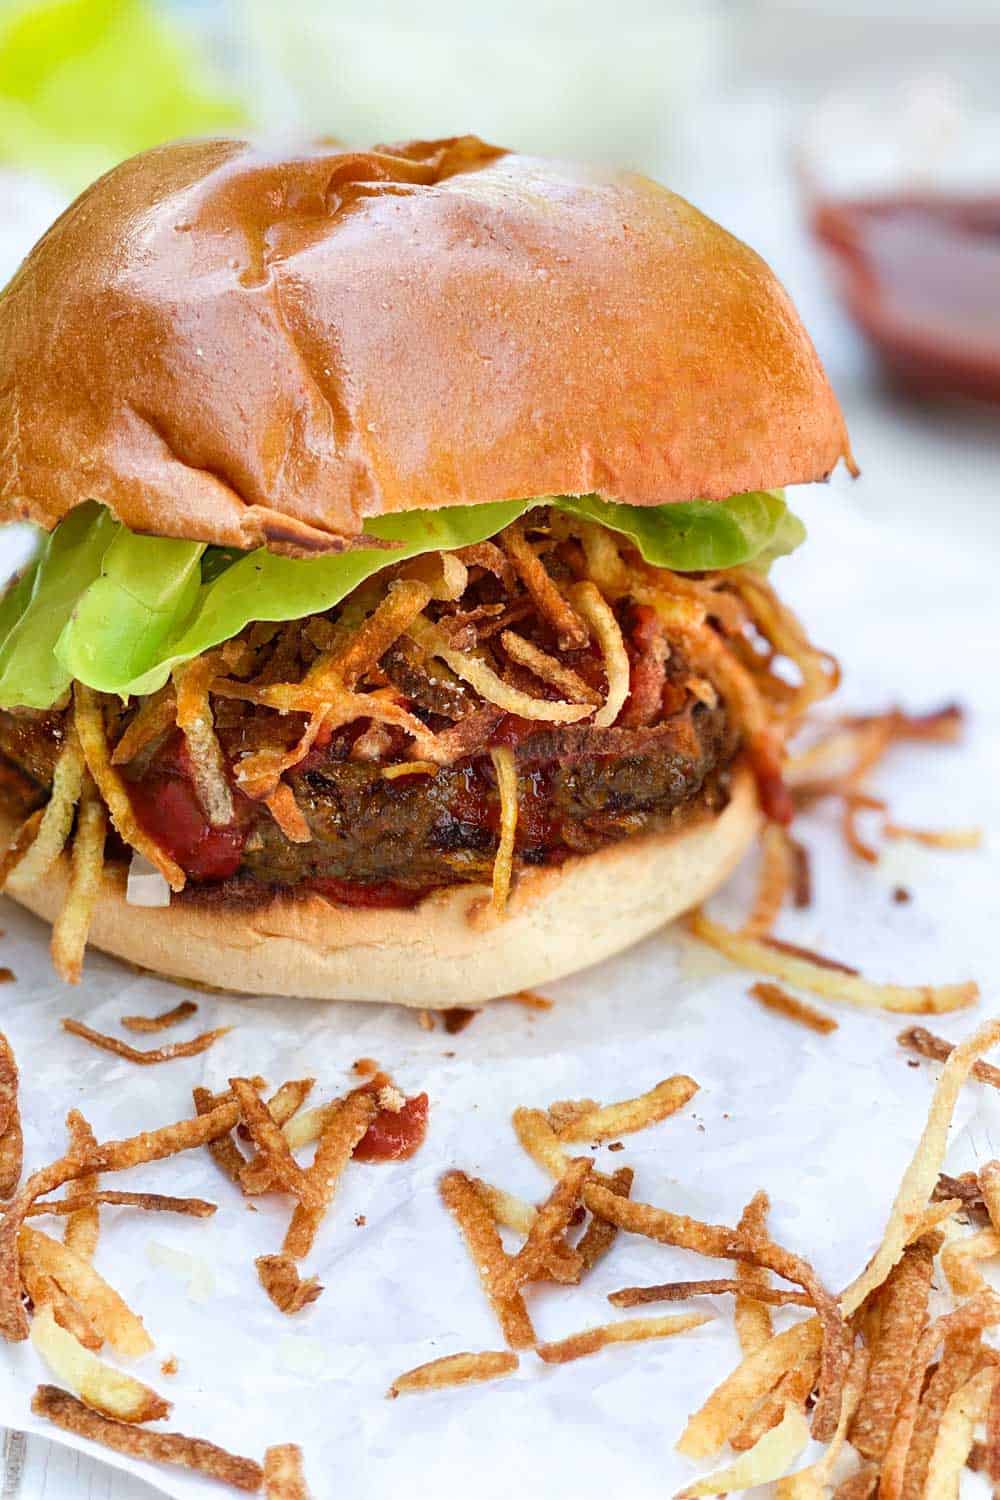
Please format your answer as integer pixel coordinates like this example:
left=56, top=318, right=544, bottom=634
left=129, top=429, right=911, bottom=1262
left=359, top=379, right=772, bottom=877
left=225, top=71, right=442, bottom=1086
left=608, top=1141, right=625, bottom=1152
left=355, top=1215, right=366, bottom=1228
left=443, top=1008, right=477, bottom=1034
left=256, top=1255, right=324, bottom=1315
left=892, top=885, right=912, bottom=904
left=507, top=990, right=554, bottom=1009
left=749, top=981, right=838, bottom=1035
left=160, top=1356, right=178, bottom=1376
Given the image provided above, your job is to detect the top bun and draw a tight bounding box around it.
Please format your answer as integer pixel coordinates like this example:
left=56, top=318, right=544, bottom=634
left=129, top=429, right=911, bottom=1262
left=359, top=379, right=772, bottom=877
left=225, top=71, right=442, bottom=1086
left=0, top=135, right=853, bottom=555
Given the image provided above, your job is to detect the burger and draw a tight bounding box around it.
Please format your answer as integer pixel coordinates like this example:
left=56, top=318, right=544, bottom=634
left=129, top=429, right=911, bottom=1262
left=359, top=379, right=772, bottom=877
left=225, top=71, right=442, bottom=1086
left=0, top=135, right=853, bottom=1004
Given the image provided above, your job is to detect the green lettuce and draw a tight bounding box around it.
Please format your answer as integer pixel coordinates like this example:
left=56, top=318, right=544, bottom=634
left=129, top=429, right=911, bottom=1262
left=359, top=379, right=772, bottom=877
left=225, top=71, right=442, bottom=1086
left=0, top=491, right=803, bottom=709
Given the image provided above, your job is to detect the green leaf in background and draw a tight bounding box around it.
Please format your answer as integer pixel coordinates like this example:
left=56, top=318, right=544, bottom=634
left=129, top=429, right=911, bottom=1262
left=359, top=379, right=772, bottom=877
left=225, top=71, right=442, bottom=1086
left=0, top=491, right=802, bottom=709
left=0, top=0, right=246, bottom=191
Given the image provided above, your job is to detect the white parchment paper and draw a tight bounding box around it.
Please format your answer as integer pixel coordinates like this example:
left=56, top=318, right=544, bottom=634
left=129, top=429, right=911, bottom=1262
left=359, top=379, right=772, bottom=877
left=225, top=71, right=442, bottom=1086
left=0, top=493, right=998, bottom=1500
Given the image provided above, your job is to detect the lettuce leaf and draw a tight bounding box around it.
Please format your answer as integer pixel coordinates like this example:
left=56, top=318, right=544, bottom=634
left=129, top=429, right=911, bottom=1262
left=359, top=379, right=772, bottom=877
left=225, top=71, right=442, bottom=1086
left=0, top=491, right=803, bottom=709
left=0, top=502, right=119, bottom=708
left=557, top=490, right=791, bottom=572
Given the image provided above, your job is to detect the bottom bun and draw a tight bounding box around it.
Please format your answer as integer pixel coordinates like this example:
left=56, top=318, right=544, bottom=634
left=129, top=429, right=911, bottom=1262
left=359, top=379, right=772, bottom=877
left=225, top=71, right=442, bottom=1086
left=1, top=765, right=758, bottom=1006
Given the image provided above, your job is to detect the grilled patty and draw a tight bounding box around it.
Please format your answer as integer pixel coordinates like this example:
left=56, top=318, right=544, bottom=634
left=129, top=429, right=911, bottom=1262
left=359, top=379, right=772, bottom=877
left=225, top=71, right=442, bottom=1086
left=245, top=705, right=736, bottom=891
left=0, top=699, right=738, bottom=900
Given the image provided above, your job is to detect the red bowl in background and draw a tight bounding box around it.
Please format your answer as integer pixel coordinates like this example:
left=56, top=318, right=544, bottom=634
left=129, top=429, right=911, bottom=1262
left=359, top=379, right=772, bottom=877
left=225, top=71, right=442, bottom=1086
left=798, top=72, right=1000, bottom=404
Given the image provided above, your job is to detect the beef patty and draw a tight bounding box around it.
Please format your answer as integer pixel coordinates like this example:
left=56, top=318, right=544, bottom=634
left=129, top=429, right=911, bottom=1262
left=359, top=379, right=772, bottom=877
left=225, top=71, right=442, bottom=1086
left=0, top=700, right=738, bottom=902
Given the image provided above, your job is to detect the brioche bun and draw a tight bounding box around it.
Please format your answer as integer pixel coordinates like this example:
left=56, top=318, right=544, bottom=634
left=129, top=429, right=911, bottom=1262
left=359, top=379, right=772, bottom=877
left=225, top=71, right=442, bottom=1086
left=1, top=766, right=757, bottom=1005
left=0, top=135, right=853, bottom=555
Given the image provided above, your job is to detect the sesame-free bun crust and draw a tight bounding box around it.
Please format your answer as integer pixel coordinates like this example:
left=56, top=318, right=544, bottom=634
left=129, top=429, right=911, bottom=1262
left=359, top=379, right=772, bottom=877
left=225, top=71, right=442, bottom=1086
left=0, top=136, right=853, bottom=554
left=1, top=766, right=757, bottom=1005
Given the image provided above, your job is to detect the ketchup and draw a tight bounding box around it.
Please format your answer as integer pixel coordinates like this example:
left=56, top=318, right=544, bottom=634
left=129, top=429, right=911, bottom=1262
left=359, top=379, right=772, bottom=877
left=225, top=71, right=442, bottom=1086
left=124, top=732, right=248, bottom=881
left=354, top=1091, right=429, bottom=1163
left=309, top=876, right=433, bottom=909
left=812, top=194, right=1000, bottom=401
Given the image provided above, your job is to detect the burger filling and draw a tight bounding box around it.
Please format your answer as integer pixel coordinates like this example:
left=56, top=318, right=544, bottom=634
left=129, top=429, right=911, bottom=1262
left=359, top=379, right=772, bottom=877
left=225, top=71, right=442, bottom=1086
left=0, top=491, right=836, bottom=972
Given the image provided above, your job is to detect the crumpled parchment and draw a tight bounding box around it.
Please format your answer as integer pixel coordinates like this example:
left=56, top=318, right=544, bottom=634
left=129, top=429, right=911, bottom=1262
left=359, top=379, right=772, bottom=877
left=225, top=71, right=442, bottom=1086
left=0, top=491, right=997, bottom=1500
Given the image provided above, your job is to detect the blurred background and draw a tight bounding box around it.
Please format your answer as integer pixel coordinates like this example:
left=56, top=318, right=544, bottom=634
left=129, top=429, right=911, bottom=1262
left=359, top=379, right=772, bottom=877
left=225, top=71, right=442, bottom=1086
left=0, top=0, right=998, bottom=549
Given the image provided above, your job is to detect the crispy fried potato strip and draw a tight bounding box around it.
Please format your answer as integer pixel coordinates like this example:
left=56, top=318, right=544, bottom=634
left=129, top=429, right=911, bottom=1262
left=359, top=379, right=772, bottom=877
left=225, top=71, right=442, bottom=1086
left=63, top=1110, right=99, bottom=1261
left=283, top=1091, right=375, bottom=1259
left=677, top=1319, right=822, bottom=1459
left=388, top=1349, right=519, bottom=1397
left=121, top=1001, right=198, bottom=1034
left=497, top=1158, right=590, bottom=1296
left=575, top=1165, right=633, bottom=1275
left=264, top=1443, right=311, bottom=1499
left=6, top=722, right=84, bottom=893
left=500, top=629, right=602, bottom=705
left=110, top=685, right=176, bottom=766
left=749, top=982, right=838, bottom=1034
left=173, top=655, right=234, bottom=827
left=230, top=1079, right=312, bottom=1204
left=32, top=1385, right=264, bottom=1491
left=742, top=822, right=794, bottom=938
left=50, top=779, right=106, bottom=984
left=193, top=1085, right=247, bottom=1187
left=734, top=1190, right=774, bottom=1355
left=503, top=521, right=588, bottom=650
left=554, top=1076, right=699, bottom=1142
left=924, top=1366, right=995, bottom=1500
left=473, top=1180, right=538, bottom=1236
left=898, top=1026, right=1000, bottom=1088
left=978, top=1161, right=1000, bottom=1230
left=675, top=1402, right=811, bottom=1497
left=263, top=783, right=311, bottom=844
left=0, top=1030, right=22, bottom=1199
left=940, top=1227, right=1000, bottom=1297
left=20, top=1259, right=101, bottom=1350
left=439, top=1170, right=536, bottom=1350
left=849, top=1240, right=935, bottom=1461
left=62, top=1017, right=230, bottom=1065
left=489, top=745, right=518, bottom=915
left=20, top=1226, right=153, bottom=1357
left=6, top=1190, right=216, bottom=1220
left=884, top=822, right=982, bottom=850
left=730, top=1354, right=821, bottom=1453
left=30, top=1305, right=168, bottom=1424
left=539, top=1311, right=711, bottom=1367
left=777, top=1346, right=869, bottom=1500
left=690, top=910, right=978, bottom=1014
left=842, top=1019, right=1000, bottom=1316
left=74, top=684, right=185, bottom=890
left=1, top=1098, right=240, bottom=1342
left=568, top=580, right=630, bottom=728
left=609, top=1278, right=810, bottom=1311
left=408, top=615, right=593, bottom=725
